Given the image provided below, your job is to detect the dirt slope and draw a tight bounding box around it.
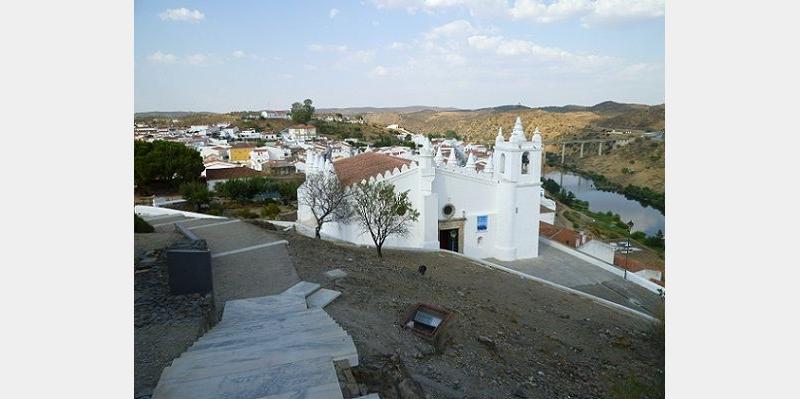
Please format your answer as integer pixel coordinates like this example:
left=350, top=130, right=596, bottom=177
left=281, top=230, right=664, bottom=399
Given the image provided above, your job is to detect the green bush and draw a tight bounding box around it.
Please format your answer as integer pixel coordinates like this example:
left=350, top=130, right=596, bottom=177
left=234, top=208, right=258, bottom=219
left=180, top=181, right=210, bottom=210
left=134, top=214, right=154, bottom=233
left=261, top=203, right=281, bottom=219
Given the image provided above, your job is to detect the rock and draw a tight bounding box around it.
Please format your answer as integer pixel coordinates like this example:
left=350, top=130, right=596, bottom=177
left=513, top=386, right=530, bottom=398
left=478, top=335, right=496, bottom=349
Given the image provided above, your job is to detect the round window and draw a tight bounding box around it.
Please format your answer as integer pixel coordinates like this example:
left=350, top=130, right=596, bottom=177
left=442, top=204, right=455, bottom=217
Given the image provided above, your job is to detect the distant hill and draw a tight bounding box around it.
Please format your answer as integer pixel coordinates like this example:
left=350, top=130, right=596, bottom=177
left=316, top=105, right=461, bottom=115
left=537, top=101, right=649, bottom=115
left=135, top=111, right=217, bottom=119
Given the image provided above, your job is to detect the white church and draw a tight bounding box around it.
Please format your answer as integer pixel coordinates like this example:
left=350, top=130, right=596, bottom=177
left=297, top=117, right=544, bottom=261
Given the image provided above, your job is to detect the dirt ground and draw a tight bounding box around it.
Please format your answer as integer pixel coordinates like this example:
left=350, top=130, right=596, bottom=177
left=134, top=233, right=214, bottom=398
left=280, top=230, right=664, bottom=399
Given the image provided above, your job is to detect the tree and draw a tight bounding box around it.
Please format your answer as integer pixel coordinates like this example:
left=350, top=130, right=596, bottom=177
left=289, top=99, right=315, bottom=124
left=180, top=181, right=210, bottom=211
left=134, top=140, right=204, bottom=190
left=352, top=181, right=419, bottom=258
left=299, top=172, right=352, bottom=239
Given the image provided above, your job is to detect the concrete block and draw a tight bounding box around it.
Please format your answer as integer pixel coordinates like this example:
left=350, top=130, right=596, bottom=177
left=307, top=289, right=342, bottom=309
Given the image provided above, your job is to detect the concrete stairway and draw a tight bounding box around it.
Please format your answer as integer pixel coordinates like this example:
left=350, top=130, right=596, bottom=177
left=152, top=281, right=365, bottom=399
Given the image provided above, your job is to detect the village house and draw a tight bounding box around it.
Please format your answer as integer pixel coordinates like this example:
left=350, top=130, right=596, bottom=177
left=229, top=143, right=256, bottom=163
left=285, top=124, right=317, bottom=142
left=298, top=117, right=544, bottom=261
left=205, top=166, right=263, bottom=191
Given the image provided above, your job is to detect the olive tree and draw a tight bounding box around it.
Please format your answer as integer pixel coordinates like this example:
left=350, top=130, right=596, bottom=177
left=299, top=172, right=352, bottom=239
left=352, top=181, right=419, bottom=258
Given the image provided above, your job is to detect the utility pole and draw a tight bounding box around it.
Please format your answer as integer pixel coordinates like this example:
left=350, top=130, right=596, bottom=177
left=624, top=220, right=634, bottom=279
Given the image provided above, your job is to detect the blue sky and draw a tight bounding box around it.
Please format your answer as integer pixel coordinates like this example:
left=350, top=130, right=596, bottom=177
left=135, top=1, right=664, bottom=112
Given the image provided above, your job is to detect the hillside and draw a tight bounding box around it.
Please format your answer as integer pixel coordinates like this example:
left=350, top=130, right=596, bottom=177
left=317, top=105, right=460, bottom=115
left=552, top=137, right=665, bottom=193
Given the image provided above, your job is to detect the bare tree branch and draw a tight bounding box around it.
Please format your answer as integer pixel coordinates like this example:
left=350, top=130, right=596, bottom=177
left=352, top=181, right=419, bottom=257
left=299, top=172, right=352, bottom=238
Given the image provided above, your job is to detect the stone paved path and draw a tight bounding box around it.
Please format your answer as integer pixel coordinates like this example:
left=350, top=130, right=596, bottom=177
left=490, top=243, right=663, bottom=316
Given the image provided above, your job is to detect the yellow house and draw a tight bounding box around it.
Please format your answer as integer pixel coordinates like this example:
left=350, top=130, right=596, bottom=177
left=229, top=143, right=255, bottom=163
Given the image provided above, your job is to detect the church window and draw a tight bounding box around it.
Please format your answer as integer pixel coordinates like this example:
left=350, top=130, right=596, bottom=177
left=522, top=151, right=530, bottom=174
left=499, top=153, right=506, bottom=174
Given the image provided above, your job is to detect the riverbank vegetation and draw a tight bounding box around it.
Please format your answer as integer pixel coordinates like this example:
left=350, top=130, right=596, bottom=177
left=543, top=178, right=665, bottom=252
left=545, top=157, right=664, bottom=213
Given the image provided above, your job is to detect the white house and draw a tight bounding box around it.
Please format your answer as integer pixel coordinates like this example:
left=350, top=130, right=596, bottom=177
left=286, top=124, right=317, bottom=142
left=298, top=116, right=544, bottom=261
left=239, top=129, right=261, bottom=140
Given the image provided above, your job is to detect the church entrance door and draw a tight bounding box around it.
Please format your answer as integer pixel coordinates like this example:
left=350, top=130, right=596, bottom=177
left=439, top=228, right=459, bottom=252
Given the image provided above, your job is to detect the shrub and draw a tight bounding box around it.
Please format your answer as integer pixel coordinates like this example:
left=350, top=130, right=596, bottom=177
left=235, top=208, right=259, bottom=219
left=261, top=203, right=281, bottom=219
left=134, top=214, right=154, bottom=233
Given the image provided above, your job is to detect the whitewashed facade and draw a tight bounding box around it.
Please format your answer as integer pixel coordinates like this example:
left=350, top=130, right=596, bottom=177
left=298, top=117, right=544, bottom=261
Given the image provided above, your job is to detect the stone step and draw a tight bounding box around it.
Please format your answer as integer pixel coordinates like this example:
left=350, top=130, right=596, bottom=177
left=215, top=307, right=330, bottom=330
left=148, top=215, right=190, bottom=227
left=183, top=329, right=351, bottom=359
left=307, top=288, right=342, bottom=309
left=197, top=315, right=342, bottom=345
left=153, top=356, right=341, bottom=399
left=189, top=324, right=349, bottom=353
left=220, top=301, right=309, bottom=323
left=163, top=339, right=357, bottom=381
left=284, top=281, right=322, bottom=298
left=173, top=335, right=358, bottom=366
left=159, top=353, right=339, bottom=385
left=257, top=383, right=344, bottom=399
left=227, top=292, right=309, bottom=309
left=177, top=218, right=236, bottom=230
left=204, top=310, right=335, bottom=339
left=354, top=394, right=381, bottom=399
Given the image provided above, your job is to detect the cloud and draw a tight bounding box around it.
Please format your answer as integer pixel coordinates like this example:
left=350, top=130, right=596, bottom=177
left=185, top=53, right=209, bottom=65
left=146, top=51, right=177, bottom=63
left=581, top=0, right=665, bottom=26
left=467, top=34, right=614, bottom=69
left=424, top=19, right=478, bottom=38
left=369, top=65, right=401, bottom=78
left=231, top=50, right=263, bottom=61
left=309, top=44, right=349, bottom=52
left=158, top=8, right=205, bottom=22
left=370, top=0, right=664, bottom=26
left=509, top=0, right=593, bottom=23
left=466, top=35, right=502, bottom=50
left=329, top=8, right=340, bottom=18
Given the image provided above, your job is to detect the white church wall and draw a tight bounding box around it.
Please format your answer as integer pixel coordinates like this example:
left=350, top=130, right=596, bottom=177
left=577, top=239, right=616, bottom=264
left=431, top=170, right=498, bottom=258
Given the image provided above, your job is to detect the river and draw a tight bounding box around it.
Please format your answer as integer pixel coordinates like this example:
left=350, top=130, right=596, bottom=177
left=543, top=169, right=665, bottom=236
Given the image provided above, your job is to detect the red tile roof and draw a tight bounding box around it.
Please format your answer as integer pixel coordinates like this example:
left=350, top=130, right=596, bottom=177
left=205, top=167, right=263, bottom=181
left=333, top=152, right=412, bottom=186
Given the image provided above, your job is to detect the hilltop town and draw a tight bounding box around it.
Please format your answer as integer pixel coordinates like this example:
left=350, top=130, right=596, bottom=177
left=134, top=101, right=665, bottom=399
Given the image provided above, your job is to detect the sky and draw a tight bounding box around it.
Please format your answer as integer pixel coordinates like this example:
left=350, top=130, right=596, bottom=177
left=134, top=0, right=664, bottom=112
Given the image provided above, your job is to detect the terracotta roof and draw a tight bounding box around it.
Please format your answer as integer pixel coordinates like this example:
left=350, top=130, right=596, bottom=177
left=333, top=152, right=412, bottom=186
left=205, top=167, right=263, bottom=181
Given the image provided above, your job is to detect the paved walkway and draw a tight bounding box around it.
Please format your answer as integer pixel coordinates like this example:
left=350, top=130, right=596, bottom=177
left=489, top=244, right=663, bottom=316
left=172, top=218, right=302, bottom=308
left=138, top=213, right=367, bottom=399
left=152, top=281, right=357, bottom=399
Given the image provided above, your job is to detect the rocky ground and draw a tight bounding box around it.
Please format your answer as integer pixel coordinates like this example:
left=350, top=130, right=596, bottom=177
left=133, top=234, right=214, bottom=398
left=278, top=228, right=665, bottom=399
